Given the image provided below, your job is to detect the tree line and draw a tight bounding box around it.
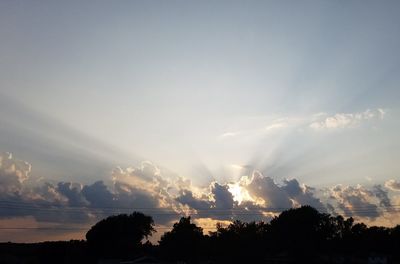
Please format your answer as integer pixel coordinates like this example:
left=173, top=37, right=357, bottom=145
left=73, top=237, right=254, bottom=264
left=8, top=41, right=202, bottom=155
left=84, top=206, right=400, bottom=263
left=1, top=205, right=399, bottom=263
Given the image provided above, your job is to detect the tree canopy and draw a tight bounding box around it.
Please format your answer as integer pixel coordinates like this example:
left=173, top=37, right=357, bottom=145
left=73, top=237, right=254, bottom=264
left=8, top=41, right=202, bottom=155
left=79, top=206, right=400, bottom=262
left=85, top=211, right=155, bottom=258
left=158, top=216, right=204, bottom=261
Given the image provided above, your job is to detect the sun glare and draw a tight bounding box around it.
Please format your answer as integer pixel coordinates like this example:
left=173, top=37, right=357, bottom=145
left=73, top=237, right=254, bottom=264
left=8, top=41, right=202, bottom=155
left=228, top=182, right=253, bottom=205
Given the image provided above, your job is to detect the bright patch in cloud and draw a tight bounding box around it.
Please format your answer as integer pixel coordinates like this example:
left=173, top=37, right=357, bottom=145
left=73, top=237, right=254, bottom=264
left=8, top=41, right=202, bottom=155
left=228, top=182, right=253, bottom=205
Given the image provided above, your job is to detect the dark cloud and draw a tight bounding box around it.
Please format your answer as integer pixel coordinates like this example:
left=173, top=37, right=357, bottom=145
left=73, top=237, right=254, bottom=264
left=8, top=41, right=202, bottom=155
left=57, top=182, right=88, bottom=207
left=211, top=182, right=235, bottom=210
left=282, top=179, right=303, bottom=196
left=283, top=179, right=326, bottom=212
left=175, top=182, right=240, bottom=221
left=373, top=185, right=392, bottom=208
left=330, top=185, right=380, bottom=219
left=176, top=190, right=211, bottom=210
left=114, top=182, right=159, bottom=208
left=82, top=181, right=114, bottom=208
left=245, top=171, right=292, bottom=209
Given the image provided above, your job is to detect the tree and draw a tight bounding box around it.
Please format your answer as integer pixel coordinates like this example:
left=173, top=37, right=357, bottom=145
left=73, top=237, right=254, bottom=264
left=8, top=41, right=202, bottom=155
left=86, top=212, right=155, bottom=258
left=209, top=220, right=269, bottom=261
left=158, top=216, right=204, bottom=261
left=269, top=205, right=328, bottom=256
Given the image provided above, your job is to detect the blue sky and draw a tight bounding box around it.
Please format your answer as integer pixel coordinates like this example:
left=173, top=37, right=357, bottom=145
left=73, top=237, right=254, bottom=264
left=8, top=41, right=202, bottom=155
left=1, top=1, right=400, bottom=242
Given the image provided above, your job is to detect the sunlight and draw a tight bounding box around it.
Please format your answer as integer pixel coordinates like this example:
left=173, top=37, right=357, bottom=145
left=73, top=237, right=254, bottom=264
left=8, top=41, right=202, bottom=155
left=228, top=182, right=253, bottom=205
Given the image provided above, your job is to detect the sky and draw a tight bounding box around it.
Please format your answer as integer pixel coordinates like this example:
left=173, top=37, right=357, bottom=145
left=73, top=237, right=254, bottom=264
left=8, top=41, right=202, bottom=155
left=1, top=0, right=400, bottom=242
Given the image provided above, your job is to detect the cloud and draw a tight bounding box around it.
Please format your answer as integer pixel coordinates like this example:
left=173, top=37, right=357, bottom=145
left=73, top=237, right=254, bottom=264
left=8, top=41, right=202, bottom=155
left=57, top=182, right=89, bottom=207
left=219, top=132, right=239, bottom=139
left=310, top=109, right=385, bottom=130
left=174, top=170, right=327, bottom=222
left=175, top=183, right=237, bottom=221
left=329, top=185, right=382, bottom=219
left=1, top=152, right=399, bottom=242
left=373, top=185, right=392, bottom=209
left=240, top=172, right=327, bottom=212
left=110, top=162, right=183, bottom=213
left=0, top=152, right=31, bottom=196
left=82, top=181, right=115, bottom=208
left=218, top=108, right=386, bottom=141
left=176, top=189, right=211, bottom=210
left=0, top=153, right=177, bottom=224
left=244, top=171, right=292, bottom=209
left=385, top=179, right=400, bottom=191
left=282, top=179, right=326, bottom=211
left=210, top=182, right=235, bottom=210
left=265, top=121, right=288, bottom=131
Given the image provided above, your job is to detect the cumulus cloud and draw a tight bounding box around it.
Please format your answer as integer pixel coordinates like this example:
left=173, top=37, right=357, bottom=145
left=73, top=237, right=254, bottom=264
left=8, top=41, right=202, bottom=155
left=240, top=172, right=327, bottom=212
left=282, top=179, right=326, bottom=211
left=176, top=189, right=211, bottom=210
left=329, top=184, right=384, bottom=219
left=0, top=152, right=31, bottom=196
left=82, top=181, right=114, bottom=208
left=175, top=182, right=237, bottom=221
left=373, top=185, right=392, bottom=209
left=244, top=171, right=293, bottom=209
left=210, top=182, right=236, bottom=210
left=57, top=182, right=89, bottom=207
left=0, top=152, right=398, bottom=235
left=310, top=109, right=385, bottom=130
left=385, top=179, right=400, bottom=191
left=0, top=153, right=179, bottom=224
left=174, top=170, right=327, bottom=222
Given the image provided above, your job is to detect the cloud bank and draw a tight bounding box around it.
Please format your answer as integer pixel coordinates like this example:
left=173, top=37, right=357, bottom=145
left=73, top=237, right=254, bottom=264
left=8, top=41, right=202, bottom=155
left=0, top=152, right=399, bottom=242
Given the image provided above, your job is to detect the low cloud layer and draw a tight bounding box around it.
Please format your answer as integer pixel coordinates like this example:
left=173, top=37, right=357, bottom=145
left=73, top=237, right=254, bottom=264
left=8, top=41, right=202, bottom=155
left=0, top=152, right=399, bottom=241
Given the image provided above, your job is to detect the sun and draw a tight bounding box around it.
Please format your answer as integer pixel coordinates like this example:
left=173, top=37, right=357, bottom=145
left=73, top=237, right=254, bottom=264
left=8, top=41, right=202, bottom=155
left=228, top=182, right=253, bottom=205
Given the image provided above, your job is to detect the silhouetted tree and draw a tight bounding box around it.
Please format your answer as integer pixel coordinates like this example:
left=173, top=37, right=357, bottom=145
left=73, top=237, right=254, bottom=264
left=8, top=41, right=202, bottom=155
left=321, top=215, right=354, bottom=254
left=209, top=220, right=269, bottom=261
left=4, top=206, right=400, bottom=263
left=158, top=216, right=204, bottom=262
left=86, top=212, right=155, bottom=258
left=391, top=225, right=400, bottom=259
left=269, top=206, right=330, bottom=257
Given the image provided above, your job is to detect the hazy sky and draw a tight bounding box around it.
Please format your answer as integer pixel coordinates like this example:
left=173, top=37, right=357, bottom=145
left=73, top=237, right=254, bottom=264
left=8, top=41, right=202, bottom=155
left=1, top=1, right=400, bottom=242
